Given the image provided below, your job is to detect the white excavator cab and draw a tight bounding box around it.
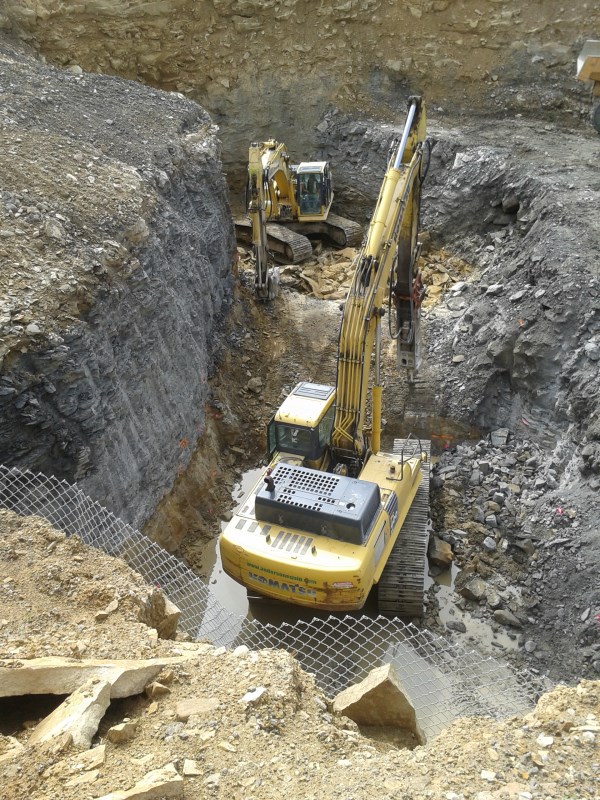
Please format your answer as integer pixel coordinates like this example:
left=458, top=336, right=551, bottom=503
left=294, top=162, right=333, bottom=219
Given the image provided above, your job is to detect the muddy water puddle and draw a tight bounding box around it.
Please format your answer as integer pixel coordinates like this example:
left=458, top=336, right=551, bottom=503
left=195, top=467, right=262, bottom=618
left=426, top=565, right=518, bottom=653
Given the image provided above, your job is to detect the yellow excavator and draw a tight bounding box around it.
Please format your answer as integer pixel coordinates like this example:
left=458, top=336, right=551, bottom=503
left=235, top=141, right=362, bottom=299
left=221, top=97, right=430, bottom=615
left=577, top=40, right=600, bottom=134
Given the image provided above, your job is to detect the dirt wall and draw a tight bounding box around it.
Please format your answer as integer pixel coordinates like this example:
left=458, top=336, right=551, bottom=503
left=0, top=36, right=236, bottom=529
left=2, top=1, right=599, bottom=191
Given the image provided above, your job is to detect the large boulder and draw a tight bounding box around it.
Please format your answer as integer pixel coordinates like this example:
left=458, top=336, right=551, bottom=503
left=29, top=679, right=111, bottom=749
left=332, top=663, right=426, bottom=745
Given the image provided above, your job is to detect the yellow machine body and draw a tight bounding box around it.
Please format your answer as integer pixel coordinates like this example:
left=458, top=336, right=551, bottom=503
left=220, top=446, right=423, bottom=611
left=242, top=141, right=362, bottom=298
left=248, top=142, right=334, bottom=224
left=577, top=40, right=600, bottom=134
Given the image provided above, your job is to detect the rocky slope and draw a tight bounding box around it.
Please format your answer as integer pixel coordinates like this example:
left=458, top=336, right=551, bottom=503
left=0, top=35, right=235, bottom=530
left=1, top=510, right=598, bottom=800
left=2, top=0, right=599, bottom=194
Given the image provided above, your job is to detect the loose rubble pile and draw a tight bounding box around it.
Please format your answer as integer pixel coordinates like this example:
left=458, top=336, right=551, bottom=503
left=238, top=239, right=472, bottom=305
left=426, top=431, right=600, bottom=684
left=1, top=510, right=598, bottom=800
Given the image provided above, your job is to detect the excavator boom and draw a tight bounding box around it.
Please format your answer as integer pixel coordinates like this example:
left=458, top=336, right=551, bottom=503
left=333, top=97, right=427, bottom=466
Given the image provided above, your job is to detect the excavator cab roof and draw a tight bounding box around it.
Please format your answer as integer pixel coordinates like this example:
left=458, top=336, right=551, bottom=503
left=274, top=382, right=335, bottom=428
left=295, top=161, right=328, bottom=173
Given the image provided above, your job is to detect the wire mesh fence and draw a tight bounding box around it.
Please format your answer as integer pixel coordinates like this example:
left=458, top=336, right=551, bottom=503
left=0, top=464, right=548, bottom=738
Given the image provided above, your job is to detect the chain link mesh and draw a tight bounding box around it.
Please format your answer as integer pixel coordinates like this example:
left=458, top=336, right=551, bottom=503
left=0, top=465, right=548, bottom=738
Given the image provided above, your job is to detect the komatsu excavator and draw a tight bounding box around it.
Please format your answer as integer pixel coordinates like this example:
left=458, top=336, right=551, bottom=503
left=235, top=141, right=362, bottom=299
left=221, top=97, right=430, bottom=615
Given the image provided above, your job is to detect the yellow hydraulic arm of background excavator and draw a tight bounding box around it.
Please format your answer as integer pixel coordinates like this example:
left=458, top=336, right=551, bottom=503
left=332, top=96, right=427, bottom=469
left=247, top=141, right=284, bottom=300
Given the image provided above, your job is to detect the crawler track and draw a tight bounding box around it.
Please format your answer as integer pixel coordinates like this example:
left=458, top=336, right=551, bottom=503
left=235, top=212, right=362, bottom=264
left=377, top=437, right=431, bottom=618
left=234, top=218, right=313, bottom=263
left=322, top=213, right=363, bottom=248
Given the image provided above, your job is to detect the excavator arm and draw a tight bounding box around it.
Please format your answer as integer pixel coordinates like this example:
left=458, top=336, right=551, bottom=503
left=332, top=97, right=427, bottom=469
left=248, top=142, right=281, bottom=300
left=220, top=99, right=431, bottom=617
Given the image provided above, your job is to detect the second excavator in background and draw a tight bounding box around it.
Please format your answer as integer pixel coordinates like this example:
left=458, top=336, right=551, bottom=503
left=235, top=140, right=362, bottom=299
left=221, top=97, right=431, bottom=616
left=577, top=40, right=600, bottom=134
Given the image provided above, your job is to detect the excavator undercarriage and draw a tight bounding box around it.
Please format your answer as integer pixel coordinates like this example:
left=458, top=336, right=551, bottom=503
left=235, top=211, right=363, bottom=264
left=377, top=438, right=431, bottom=616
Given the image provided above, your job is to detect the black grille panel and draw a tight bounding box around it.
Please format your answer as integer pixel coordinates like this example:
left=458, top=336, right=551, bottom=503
left=255, top=463, right=380, bottom=545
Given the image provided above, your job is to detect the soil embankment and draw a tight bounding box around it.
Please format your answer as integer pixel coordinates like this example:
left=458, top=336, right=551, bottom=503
left=0, top=35, right=235, bottom=529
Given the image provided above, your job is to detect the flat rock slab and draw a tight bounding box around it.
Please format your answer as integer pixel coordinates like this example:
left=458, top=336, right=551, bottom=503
left=0, top=656, right=192, bottom=699
left=29, top=678, right=111, bottom=749
left=175, top=697, right=220, bottom=722
left=333, top=663, right=426, bottom=745
left=96, top=763, right=183, bottom=800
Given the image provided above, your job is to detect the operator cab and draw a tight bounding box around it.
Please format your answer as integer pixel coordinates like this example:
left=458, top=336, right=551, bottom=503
left=295, top=162, right=333, bottom=217
left=268, top=382, right=335, bottom=463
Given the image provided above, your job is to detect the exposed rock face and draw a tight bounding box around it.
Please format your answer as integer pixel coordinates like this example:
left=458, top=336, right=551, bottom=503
left=2, top=1, right=599, bottom=190
left=0, top=37, right=235, bottom=527
left=0, top=656, right=188, bottom=699
left=317, top=113, right=600, bottom=455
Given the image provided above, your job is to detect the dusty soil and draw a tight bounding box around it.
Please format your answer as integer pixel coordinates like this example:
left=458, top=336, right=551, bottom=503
left=1, top=510, right=599, bottom=800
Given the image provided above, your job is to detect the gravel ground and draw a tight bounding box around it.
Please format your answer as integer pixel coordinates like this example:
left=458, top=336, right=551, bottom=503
left=1, top=510, right=598, bottom=800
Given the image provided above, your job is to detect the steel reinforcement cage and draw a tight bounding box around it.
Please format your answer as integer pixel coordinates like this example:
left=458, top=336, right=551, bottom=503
left=0, top=465, right=548, bottom=738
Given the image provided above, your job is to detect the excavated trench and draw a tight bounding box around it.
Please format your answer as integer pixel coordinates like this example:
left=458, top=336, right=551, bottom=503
left=150, top=114, right=599, bottom=687
left=0, top=17, right=598, bottom=695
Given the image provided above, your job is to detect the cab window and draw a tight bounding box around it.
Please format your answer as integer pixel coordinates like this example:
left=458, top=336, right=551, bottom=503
left=299, top=173, right=322, bottom=213
left=276, top=424, right=313, bottom=454
left=318, top=404, right=335, bottom=447
left=274, top=423, right=325, bottom=459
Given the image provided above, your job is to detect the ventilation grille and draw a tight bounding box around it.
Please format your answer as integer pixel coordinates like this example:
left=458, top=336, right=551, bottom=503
left=255, top=463, right=381, bottom=545
left=274, top=465, right=339, bottom=498
left=292, top=382, right=335, bottom=401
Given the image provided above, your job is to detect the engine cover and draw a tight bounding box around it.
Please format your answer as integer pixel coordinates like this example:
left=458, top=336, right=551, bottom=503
left=255, top=463, right=381, bottom=545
